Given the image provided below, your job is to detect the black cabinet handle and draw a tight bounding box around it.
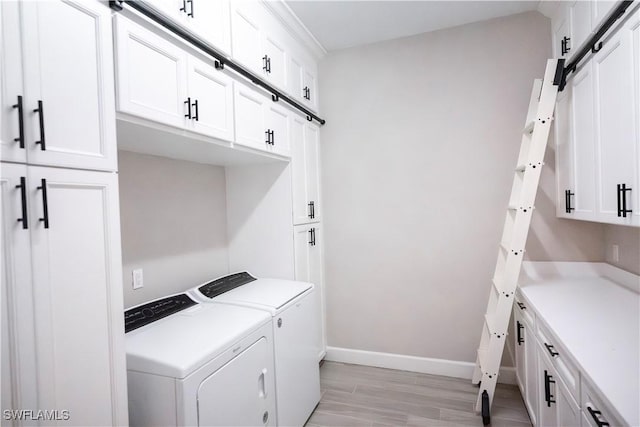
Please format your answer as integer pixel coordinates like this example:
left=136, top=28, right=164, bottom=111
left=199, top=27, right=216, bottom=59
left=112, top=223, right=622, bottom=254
left=191, top=99, right=199, bottom=121
left=587, top=407, right=610, bottom=427
left=16, top=177, right=28, bottom=230
left=308, top=201, right=315, bottom=219
left=544, top=343, right=559, bottom=357
left=565, top=189, right=575, bottom=213
left=12, top=95, right=25, bottom=149
left=37, top=179, right=49, bottom=229
left=265, top=129, right=274, bottom=145
left=516, top=321, right=524, bottom=345
left=308, top=227, right=316, bottom=246
left=184, top=97, right=192, bottom=119
left=516, top=302, right=526, bottom=310
left=262, top=55, right=271, bottom=73
left=561, top=36, right=571, bottom=55
left=303, top=86, right=311, bottom=100
left=187, top=0, right=193, bottom=17
left=33, top=100, right=46, bottom=151
left=180, top=0, right=186, bottom=13
left=617, top=184, right=632, bottom=217
left=544, top=370, right=555, bottom=407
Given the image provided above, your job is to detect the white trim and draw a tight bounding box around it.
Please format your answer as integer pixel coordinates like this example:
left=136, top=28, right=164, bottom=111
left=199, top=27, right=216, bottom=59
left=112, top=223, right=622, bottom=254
left=325, top=346, right=517, bottom=385
left=260, top=0, right=327, bottom=60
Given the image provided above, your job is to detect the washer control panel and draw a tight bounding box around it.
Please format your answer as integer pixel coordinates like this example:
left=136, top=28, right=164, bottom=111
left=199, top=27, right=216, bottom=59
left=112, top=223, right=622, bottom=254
left=198, top=272, right=256, bottom=299
left=125, top=293, right=197, bottom=333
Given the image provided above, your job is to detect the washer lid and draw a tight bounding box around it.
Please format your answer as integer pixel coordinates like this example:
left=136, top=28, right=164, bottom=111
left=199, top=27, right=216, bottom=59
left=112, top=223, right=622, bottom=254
left=125, top=303, right=270, bottom=379
left=208, top=278, right=313, bottom=313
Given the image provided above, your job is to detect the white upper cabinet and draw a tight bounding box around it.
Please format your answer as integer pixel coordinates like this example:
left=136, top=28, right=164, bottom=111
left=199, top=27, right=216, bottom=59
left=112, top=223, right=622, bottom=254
left=593, top=9, right=639, bottom=226
left=114, top=16, right=235, bottom=143
left=145, top=0, right=231, bottom=55
left=288, top=50, right=319, bottom=112
left=263, top=32, right=288, bottom=89
left=552, top=5, right=572, bottom=59
left=555, top=84, right=574, bottom=218
left=291, top=118, right=321, bottom=224
left=265, top=102, right=290, bottom=157
left=569, top=1, right=592, bottom=54
left=115, top=15, right=188, bottom=128
left=186, top=55, right=235, bottom=141
left=3, top=0, right=117, bottom=171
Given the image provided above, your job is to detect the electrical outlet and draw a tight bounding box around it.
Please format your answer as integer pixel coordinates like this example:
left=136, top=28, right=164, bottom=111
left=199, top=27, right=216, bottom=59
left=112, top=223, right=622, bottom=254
left=612, top=244, right=619, bottom=263
left=132, top=268, right=144, bottom=290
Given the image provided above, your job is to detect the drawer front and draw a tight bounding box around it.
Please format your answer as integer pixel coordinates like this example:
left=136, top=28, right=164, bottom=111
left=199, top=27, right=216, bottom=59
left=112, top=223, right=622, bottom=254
left=536, top=320, right=580, bottom=402
left=581, top=380, right=623, bottom=427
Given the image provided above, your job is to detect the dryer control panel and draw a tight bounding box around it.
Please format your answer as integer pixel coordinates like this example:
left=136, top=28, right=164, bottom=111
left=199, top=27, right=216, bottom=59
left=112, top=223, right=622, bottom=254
left=125, top=293, right=197, bottom=333
left=198, top=272, right=257, bottom=299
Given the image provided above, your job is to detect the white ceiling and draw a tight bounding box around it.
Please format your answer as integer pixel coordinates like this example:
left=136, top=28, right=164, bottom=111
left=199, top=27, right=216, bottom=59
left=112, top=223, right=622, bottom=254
left=285, top=1, right=541, bottom=52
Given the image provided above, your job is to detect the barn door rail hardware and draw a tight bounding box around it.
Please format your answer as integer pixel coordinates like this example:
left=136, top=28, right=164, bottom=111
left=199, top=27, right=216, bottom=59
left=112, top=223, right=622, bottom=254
left=109, top=0, right=326, bottom=126
left=558, top=0, right=635, bottom=91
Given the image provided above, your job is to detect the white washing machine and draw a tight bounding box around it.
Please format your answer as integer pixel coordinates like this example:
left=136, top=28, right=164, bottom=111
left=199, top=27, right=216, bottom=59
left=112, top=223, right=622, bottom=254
left=124, top=293, right=277, bottom=426
left=189, top=273, right=321, bottom=427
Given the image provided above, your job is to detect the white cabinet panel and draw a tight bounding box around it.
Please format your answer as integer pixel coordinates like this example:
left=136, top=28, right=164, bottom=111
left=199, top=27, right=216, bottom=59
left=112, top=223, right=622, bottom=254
left=294, top=224, right=325, bottom=360
left=524, top=323, right=538, bottom=426
left=186, top=56, right=234, bottom=141
left=555, top=86, right=573, bottom=218
left=115, top=15, right=188, bottom=129
left=302, top=68, right=318, bottom=110
left=593, top=1, right=617, bottom=28
left=537, top=347, right=558, bottom=427
left=21, top=0, right=116, bottom=171
left=571, top=63, right=597, bottom=218
left=593, top=16, right=638, bottom=225
left=231, top=2, right=263, bottom=74
left=273, top=293, right=321, bottom=426
left=266, top=103, right=290, bottom=157
left=188, top=0, right=231, bottom=55
left=292, top=119, right=321, bottom=225
left=305, top=124, right=321, bottom=222
left=28, top=166, right=127, bottom=426
left=552, top=6, right=571, bottom=59
left=569, top=1, right=592, bottom=53
left=557, top=377, right=581, bottom=427
left=0, top=1, right=26, bottom=164
left=234, top=84, right=267, bottom=150
left=263, top=33, right=287, bottom=89
left=289, top=56, right=304, bottom=105
left=145, top=0, right=182, bottom=21
left=197, top=338, right=275, bottom=426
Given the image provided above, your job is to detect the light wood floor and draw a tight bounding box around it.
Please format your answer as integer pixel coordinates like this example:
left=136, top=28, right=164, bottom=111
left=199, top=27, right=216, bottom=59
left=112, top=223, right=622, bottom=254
left=305, top=361, right=532, bottom=427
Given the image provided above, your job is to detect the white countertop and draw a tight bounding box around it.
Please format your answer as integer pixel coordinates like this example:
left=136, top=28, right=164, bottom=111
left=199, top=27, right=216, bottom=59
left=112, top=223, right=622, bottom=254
left=518, top=262, right=640, bottom=426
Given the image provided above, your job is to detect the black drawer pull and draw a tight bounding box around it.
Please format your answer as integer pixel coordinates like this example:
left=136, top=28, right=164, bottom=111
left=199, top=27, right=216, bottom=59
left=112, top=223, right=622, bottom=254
left=617, top=184, right=632, bottom=217
left=516, top=302, right=526, bottom=310
left=262, top=55, right=271, bottom=73
left=544, top=343, right=559, bottom=357
left=308, top=227, right=316, bottom=246
left=587, top=406, right=610, bottom=427
left=303, top=86, right=311, bottom=100
left=308, top=201, right=315, bottom=219
left=184, top=97, right=192, bottom=119
left=187, top=0, right=193, bottom=17
left=516, top=321, right=524, bottom=345
left=33, top=100, right=46, bottom=151
left=565, top=189, right=574, bottom=213
left=544, top=370, right=555, bottom=407
left=561, top=36, right=571, bottom=55
left=191, top=99, right=199, bottom=121
left=12, top=95, right=25, bottom=149
left=37, top=178, right=49, bottom=229
left=16, top=177, right=28, bottom=229
left=264, top=129, right=274, bottom=145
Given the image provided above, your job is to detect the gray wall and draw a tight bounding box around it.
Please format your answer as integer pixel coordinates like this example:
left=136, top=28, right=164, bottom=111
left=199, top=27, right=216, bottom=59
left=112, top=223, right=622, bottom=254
left=319, top=11, right=605, bottom=364
left=118, top=151, right=229, bottom=308
left=604, top=225, right=640, bottom=275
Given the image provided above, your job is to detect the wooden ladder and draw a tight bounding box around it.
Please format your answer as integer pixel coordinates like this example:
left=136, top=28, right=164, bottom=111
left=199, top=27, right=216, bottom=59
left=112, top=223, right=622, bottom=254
left=471, top=58, right=564, bottom=425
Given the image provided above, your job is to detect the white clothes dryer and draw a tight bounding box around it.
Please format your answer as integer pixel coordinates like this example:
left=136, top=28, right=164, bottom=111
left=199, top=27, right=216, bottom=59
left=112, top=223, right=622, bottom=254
left=189, top=273, right=321, bottom=427
left=124, top=293, right=276, bottom=426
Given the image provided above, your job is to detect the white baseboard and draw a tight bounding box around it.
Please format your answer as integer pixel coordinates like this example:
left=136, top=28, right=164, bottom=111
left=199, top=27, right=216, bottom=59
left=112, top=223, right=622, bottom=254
left=325, top=346, right=517, bottom=385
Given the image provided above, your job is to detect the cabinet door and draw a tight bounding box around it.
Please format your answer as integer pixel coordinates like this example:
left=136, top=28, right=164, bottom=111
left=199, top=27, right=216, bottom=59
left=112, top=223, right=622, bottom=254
left=0, top=163, right=38, bottom=422
left=302, top=68, right=318, bottom=110
left=553, top=6, right=572, bottom=59
left=537, top=348, right=558, bottom=427
left=524, top=325, right=538, bottom=426
left=571, top=62, right=597, bottom=219
left=114, top=15, right=188, bottom=129
left=263, top=33, right=287, bottom=89
left=21, top=0, right=117, bottom=171
left=230, top=1, right=263, bottom=74
left=305, top=123, right=322, bottom=223
left=145, top=0, right=183, bottom=22
left=274, top=294, right=321, bottom=426
left=197, top=337, right=276, bottom=426
left=593, top=13, right=638, bottom=225
left=555, top=85, right=574, bottom=218
left=556, top=377, right=581, bottom=427
left=186, top=55, right=234, bottom=142
left=291, top=117, right=309, bottom=224
left=513, top=311, right=526, bottom=391
left=28, top=166, right=128, bottom=427
left=0, top=1, right=26, bottom=163
left=293, top=224, right=325, bottom=360
left=265, top=103, right=290, bottom=157
left=234, top=84, right=267, bottom=150
left=189, top=0, right=232, bottom=55
left=289, top=56, right=305, bottom=104
left=569, top=1, right=592, bottom=53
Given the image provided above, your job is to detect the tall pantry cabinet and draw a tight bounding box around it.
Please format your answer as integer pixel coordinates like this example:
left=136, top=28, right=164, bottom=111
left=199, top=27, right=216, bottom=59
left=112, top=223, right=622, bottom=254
left=0, top=1, right=128, bottom=425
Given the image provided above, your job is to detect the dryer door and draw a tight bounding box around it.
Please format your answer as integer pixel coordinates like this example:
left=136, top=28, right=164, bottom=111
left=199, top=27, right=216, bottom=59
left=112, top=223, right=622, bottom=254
left=197, top=337, right=275, bottom=426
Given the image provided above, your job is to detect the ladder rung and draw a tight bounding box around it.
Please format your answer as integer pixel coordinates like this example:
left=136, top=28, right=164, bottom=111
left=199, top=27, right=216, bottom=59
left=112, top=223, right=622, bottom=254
left=523, top=121, right=535, bottom=134
left=507, top=204, right=534, bottom=212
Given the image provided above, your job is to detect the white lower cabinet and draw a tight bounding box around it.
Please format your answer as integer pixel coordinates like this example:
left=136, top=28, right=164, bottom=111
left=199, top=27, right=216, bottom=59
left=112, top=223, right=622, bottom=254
left=1, top=163, right=128, bottom=426
left=537, top=345, right=580, bottom=427
left=513, top=300, right=538, bottom=426
left=293, top=224, right=325, bottom=360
